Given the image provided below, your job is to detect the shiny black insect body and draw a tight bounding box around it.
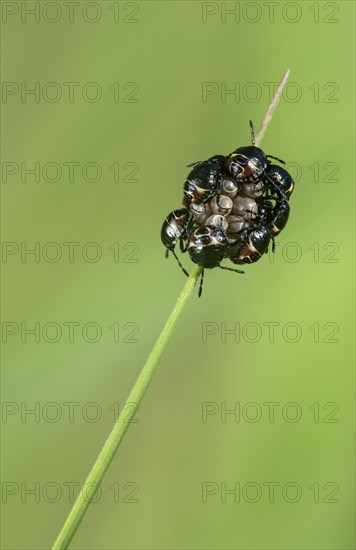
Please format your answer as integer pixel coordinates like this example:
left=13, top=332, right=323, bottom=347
left=183, top=155, right=226, bottom=206
left=187, top=225, right=244, bottom=296
left=226, top=121, right=291, bottom=201
left=227, top=145, right=267, bottom=183
left=228, top=223, right=272, bottom=265
left=161, top=119, right=294, bottom=297
left=258, top=198, right=290, bottom=252
left=265, top=199, right=290, bottom=236
left=264, top=164, right=295, bottom=200
left=226, top=121, right=268, bottom=184
left=161, top=208, right=191, bottom=276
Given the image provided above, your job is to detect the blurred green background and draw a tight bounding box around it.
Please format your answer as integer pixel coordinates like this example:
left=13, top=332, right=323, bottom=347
left=1, top=1, right=355, bottom=549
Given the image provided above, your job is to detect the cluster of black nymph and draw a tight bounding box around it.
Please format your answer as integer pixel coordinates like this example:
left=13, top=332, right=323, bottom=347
left=161, top=121, right=295, bottom=296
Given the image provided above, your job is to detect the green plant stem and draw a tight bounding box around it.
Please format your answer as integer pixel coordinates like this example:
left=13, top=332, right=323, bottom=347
left=52, top=265, right=201, bottom=550
left=52, top=67, right=290, bottom=550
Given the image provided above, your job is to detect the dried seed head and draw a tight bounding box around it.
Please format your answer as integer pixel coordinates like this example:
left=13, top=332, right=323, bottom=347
left=221, top=176, right=239, bottom=198
left=232, top=195, right=258, bottom=220
left=227, top=215, right=248, bottom=235
left=209, top=195, right=233, bottom=216
left=205, top=214, right=229, bottom=232
left=239, top=180, right=265, bottom=199
left=190, top=202, right=210, bottom=223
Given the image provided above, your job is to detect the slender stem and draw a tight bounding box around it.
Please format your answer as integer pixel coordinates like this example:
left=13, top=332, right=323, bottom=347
left=255, top=69, right=290, bottom=147
left=52, top=265, right=201, bottom=550
left=52, top=68, right=290, bottom=550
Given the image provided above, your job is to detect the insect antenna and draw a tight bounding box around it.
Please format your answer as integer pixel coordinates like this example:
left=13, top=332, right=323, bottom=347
left=198, top=268, right=205, bottom=298
left=171, top=249, right=189, bottom=277
left=265, top=174, right=289, bottom=201
left=218, top=265, right=245, bottom=275
left=266, top=154, right=286, bottom=164
left=249, top=120, right=256, bottom=146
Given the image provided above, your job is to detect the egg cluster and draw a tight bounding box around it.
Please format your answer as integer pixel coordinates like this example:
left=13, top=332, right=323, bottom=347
left=161, top=122, right=295, bottom=295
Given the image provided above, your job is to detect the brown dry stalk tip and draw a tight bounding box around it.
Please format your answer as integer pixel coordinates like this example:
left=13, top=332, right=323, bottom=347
left=255, top=69, right=290, bottom=147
